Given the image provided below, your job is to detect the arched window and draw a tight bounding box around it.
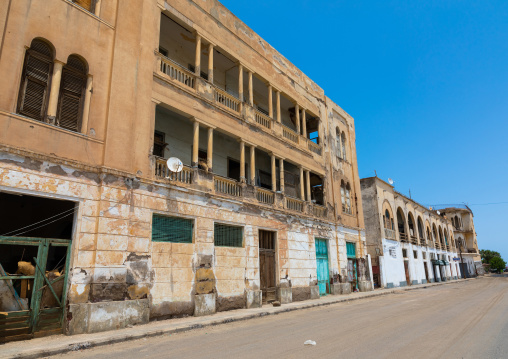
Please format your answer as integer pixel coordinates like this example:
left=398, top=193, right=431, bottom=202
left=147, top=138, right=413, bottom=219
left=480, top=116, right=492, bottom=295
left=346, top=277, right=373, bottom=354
left=341, top=132, right=347, bottom=161
left=340, top=181, right=352, bottom=214
left=56, top=55, right=88, bottom=132
left=426, top=227, right=431, bottom=244
left=396, top=208, right=406, bottom=241
left=444, top=230, right=448, bottom=246
left=17, top=39, right=54, bottom=121
left=384, top=209, right=393, bottom=230
left=408, top=213, right=415, bottom=237
left=432, top=225, right=438, bottom=246
left=417, top=217, right=424, bottom=241
left=335, top=128, right=342, bottom=158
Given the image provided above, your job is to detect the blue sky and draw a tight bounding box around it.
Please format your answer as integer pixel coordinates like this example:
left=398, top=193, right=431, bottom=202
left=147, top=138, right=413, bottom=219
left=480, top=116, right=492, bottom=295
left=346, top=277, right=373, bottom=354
left=220, top=0, right=508, bottom=261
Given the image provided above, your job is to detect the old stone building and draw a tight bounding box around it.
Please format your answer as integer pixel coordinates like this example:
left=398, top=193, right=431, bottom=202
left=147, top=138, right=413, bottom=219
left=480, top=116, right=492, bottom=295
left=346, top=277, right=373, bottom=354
left=0, top=0, right=371, bottom=340
left=361, top=177, right=462, bottom=288
left=439, top=206, right=483, bottom=277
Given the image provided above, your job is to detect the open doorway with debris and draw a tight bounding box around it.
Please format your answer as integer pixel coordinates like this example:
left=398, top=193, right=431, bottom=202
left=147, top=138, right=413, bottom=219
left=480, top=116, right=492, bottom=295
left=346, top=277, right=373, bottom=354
left=0, top=192, right=76, bottom=342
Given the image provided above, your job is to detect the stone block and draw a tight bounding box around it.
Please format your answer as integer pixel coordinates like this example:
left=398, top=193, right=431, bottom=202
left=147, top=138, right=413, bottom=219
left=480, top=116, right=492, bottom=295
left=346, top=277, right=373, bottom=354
left=245, top=290, right=262, bottom=309
left=358, top=280, right=373, bottom=292
left=196, top=280, right=215, bottom=295
left=310, top=285, right=320, bottom=299
left=87, top=299, right=149, bottom=334
left=66, top=303, right=89, bottom=335
left=194, top=293, right=216, bottom=317
left=278, top=287, right=292, bottom=304
left=338, top=283, right=351, bottom=295
left=411, top=280, right=419, bottom=286
left=399, top=281, right=407, bottom=287
left=386, top=282, right=394, bottom=289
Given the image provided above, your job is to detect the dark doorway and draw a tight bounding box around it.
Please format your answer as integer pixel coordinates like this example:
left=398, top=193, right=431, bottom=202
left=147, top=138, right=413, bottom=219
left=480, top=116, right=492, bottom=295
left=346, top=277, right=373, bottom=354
left=404, top=260, right=411, bottom=285
left=227, top=158, right=248, bottom=182
left=259, top=230, right=276, bottom=304
left=0, top=192, right=75, bottom=342
left=424, top=262, right=429, bottom=283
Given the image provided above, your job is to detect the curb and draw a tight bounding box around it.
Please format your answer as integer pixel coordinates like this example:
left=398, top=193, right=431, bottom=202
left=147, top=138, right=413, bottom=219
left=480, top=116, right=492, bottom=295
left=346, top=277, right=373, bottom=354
left=3, top=278, right=475, bottom=359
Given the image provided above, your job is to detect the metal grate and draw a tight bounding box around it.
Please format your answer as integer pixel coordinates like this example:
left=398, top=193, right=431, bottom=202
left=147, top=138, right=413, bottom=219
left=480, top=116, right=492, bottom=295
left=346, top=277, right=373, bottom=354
left=346, top=242, right=356, bottom=258
left=214, top=223, right=243, bottom=247
left=152, top=214, right=193, bottom=243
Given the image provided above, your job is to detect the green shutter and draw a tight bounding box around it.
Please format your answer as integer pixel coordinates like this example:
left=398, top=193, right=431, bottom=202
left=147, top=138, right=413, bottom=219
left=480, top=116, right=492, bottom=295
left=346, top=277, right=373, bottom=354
left=214, top=223, right=243, bottom=247
left=152, top=214, right=193, bottom=243
left=346, top=242, right=356, bottom=258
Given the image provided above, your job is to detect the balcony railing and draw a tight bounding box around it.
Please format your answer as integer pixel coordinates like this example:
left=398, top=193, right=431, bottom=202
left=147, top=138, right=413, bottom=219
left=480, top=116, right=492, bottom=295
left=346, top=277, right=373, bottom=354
left=410, top=235, right=418, bottom=245
left=419, top=237, right=426, bottom=246
left=154, top=157, right=192, bottom=184
left=214, top=87, right=240, bottom=113
left=384, top=228, right=396, bottom=240
left=214, top=175, right=242, bottom=197
left=256, top=187, right=274, bottom=204
left=307, top=139, right=322, bottom=155
left=312, top=204, right=327, bottom=218
left=285, top=197, right=304, bottom=212
left=282, top=125, right=299, bottom=144
left=467, top=248, right=477, bottom=254
left=254, top=109, right=272, bottom=129
left=157, top=54, right=195, bottom=89
left=399, top=232, right=408, bottom=242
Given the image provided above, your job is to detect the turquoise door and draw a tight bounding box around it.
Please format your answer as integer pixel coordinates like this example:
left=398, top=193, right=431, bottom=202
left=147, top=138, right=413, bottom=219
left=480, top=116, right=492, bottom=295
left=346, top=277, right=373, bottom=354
left=315, top=238, right=329, bottom=295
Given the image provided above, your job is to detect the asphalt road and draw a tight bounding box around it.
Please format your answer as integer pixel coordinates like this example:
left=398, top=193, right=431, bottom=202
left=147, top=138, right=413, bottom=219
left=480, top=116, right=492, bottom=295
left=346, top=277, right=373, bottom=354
left=56, top=275, right=508, bottom=359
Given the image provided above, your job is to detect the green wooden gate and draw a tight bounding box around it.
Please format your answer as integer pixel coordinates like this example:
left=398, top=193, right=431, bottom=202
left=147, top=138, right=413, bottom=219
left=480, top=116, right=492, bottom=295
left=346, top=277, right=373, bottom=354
left=0, top=236, right=71, bottom=342
left=315, top=238, right=329, bottom=296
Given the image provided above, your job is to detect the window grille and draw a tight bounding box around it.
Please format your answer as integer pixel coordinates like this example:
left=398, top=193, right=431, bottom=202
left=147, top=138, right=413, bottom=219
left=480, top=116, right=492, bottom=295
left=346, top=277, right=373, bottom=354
left=152, top=214, right=193, bottom=243
left=214, top=223, right=243, bottom=247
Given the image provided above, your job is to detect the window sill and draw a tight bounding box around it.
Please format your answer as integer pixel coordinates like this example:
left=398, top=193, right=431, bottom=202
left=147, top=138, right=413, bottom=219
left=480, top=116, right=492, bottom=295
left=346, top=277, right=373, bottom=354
left=1, top=111, right=104, bottom=144
left=62, top=0, right=114, bottom=29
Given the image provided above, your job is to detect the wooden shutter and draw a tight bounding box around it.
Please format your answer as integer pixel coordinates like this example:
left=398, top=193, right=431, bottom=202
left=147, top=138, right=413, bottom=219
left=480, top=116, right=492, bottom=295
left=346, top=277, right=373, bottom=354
left=73, top=0, right=94, bottom=12
left=18, top=54, right=51, bottom=121
left=56, top=68, right=86, bottom=132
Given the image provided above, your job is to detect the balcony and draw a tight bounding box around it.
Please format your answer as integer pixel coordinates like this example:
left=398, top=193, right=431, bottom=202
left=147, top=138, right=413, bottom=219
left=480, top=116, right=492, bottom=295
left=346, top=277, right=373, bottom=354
left=214, top=175, right=242, bottom=197
left=384, top=228, right=396, bottom=240
left=399, top=232, right=408, bottom=242
left=254, top=109, right=272, bottom=130
left=157, top=54, right=196, bottom=90
left=155, top=157, right=193, bottom=184
left=256, top=187, right=274, bottom=205
left=285, top=196, right=304, bottom=212
left=312, top=204, right=327, bottom=219
left=410, top=235, right=418, bottom=245
left=214, top=86, right=241, bottom=113
left=467, top=248, right=478, bottom=254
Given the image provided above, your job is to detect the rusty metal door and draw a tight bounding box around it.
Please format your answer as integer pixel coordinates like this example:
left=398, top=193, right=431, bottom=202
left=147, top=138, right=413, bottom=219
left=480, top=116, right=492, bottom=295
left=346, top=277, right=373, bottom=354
left=259, top=230, right=276, bottom=303
left=0, top=237, right=71, bottom=343
left=404, top=260, right=411, bottom=285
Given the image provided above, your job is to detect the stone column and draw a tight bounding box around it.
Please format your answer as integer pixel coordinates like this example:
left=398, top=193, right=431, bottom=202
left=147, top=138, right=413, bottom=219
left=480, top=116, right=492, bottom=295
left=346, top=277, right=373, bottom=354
left=238, top=63, right=244, bottom=102
left=268, top=84, right=273, bottom=118
left=250, top=145, right=256, bottom=185
left=295, top=103, right=300, bottom=134
left=306, top=170, right=311, bottom=202
left=239, top=139, right=245, bottom=183
left=80, top=74, right=93, bottom=134
left=279, top=158, right=285, bottom=193
left=299, top=166, right=305, bottom=201
left=276, top=90, right=281, bottom=123
left=208, top=43, right=214, bottom=83
left=94, top=0, right=101, bottom=16
left=271, top=154, right=276, bottom=191
left=192, top=120, right=199, bottom=167
left=47, top=60, right=64, bottom=123
left=302, top=108, right=307, bottom=138
left=194, top=33, right=201, bottom=76
left=248, top=71, right=253, bottom=106
left=207, top=127, right=214, bottom=172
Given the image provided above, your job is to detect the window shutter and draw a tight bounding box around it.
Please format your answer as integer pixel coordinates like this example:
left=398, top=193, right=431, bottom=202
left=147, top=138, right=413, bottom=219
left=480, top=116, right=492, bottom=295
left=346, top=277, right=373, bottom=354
left=18, top=55, right=51, bottom=120
left=73, top=0, right=95, bottom=12
left=57, top=70, right=86, bottom=132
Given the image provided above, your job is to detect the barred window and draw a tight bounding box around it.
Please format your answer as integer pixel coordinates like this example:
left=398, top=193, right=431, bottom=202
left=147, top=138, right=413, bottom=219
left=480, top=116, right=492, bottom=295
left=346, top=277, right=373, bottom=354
left=214, top=223, right=243, bottom=247
left=17, top=39, right=54, bottom=121
left=152, top=214, right=193, bottom=243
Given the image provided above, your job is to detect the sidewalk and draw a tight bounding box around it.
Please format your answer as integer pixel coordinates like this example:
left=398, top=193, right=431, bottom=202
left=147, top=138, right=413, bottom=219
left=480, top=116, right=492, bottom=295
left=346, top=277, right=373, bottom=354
left=1, top=278, right=473, bottom=359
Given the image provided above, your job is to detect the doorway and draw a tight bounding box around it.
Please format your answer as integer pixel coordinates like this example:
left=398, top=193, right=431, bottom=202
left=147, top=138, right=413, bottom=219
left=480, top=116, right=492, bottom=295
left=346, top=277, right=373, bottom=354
left=315, top=238, right=329, bottom=295
left=0, top=192, right=75, bottom=342
left=424, top=262, right=429, bottom=283
left=259, top=230, right=276, bottom=304
left=404, top=260, right=411, bottom=285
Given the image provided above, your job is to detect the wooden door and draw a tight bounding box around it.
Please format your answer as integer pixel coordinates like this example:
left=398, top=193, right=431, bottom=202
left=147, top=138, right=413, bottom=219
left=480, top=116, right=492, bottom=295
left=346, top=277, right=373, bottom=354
left=259, top=230, right=276, bottom=303
left=424, top=262, right=429, bottom=282
left=404, top=260, right=411, bottom=285
left=315, top=239, right=329, bottom=296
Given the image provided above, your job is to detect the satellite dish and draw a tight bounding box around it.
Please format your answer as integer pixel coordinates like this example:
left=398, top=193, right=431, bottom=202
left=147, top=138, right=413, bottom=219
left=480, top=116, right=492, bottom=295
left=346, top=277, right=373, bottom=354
left=388, top=178, right=394, bottom=185
left=166, top=157, right=183, bottom=173
left=437, top=210, right=441, bottom=215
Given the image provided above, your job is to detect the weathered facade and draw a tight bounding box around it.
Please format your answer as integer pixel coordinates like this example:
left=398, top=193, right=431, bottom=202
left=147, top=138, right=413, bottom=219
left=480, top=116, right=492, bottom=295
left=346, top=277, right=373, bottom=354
left=0, top=0, right=371, bottom=340
left=361, top=177, right=462, bottom=288
left=439, top=207, right=484, bottom=277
